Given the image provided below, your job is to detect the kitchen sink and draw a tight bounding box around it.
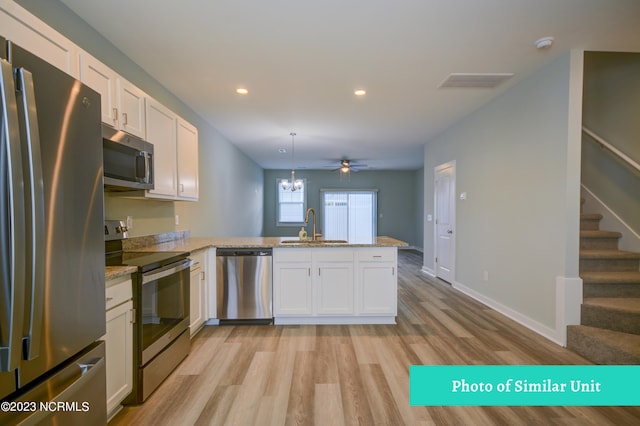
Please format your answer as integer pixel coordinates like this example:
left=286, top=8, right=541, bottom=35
left=280, top=239, right=349, bottom=245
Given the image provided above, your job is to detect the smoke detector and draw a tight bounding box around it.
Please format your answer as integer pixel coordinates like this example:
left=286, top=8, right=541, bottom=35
left=535, top=37, right=554, bottom=49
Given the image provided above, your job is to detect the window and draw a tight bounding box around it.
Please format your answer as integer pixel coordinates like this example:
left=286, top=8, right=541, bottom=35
left=277, top=179, right=306, bottom=225
left=321, top=190, right=377, bottom=243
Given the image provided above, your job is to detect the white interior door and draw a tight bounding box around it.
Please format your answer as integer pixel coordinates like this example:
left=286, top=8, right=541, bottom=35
left=435, top=162, right=455, bottom=283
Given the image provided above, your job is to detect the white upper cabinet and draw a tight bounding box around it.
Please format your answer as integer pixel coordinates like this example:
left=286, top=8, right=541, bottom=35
left=177, top=118, right=199, bottom=200
left=145, top=97, right=178, bottom=198
left=79, top=51, right=146, bottom=139
left=117, top=78, right=146, bottom=138
left=1, top=1, right=198, bottom=200
left=0, top=1, right=78, bottom=77
left=78, top=53, right=117, bottom=126
left=144, top=98, right=199, bottom=201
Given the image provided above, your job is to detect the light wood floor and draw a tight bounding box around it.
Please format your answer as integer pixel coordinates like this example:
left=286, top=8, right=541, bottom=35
left=111, top=250, right=640, bottom=425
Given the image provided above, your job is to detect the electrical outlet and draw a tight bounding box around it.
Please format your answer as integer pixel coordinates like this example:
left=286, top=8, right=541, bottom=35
left=126, top=216, right=133, bottom=229
left=175, top=215, right=180, bottom=225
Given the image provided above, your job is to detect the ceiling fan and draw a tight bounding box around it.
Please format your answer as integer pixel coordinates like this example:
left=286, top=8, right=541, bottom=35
left=329, top=159, right=368, bottom=173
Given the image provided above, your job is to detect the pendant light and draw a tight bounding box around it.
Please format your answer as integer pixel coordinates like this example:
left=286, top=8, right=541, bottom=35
left=281, top=132, right=303, bottom=191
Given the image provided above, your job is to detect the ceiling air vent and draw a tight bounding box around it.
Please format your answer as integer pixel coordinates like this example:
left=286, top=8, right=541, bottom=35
left=439, top=73, right=514, bottom=88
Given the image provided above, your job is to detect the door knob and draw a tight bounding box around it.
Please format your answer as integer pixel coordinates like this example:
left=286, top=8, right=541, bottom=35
left=447, top=229, right=453, bottom=234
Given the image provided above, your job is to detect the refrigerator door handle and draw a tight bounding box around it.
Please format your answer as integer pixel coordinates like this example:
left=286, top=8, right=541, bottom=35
left=0, top=59, right=27, bottom=372
left=16, top=68, right=45, bottom=360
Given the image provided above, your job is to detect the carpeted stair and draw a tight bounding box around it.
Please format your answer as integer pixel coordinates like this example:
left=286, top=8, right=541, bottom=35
left=567, top=209, right=640, bottom=364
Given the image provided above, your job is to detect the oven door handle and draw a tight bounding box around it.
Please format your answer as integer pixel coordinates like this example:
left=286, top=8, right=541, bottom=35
left=142, top=258, right=194, bottom=285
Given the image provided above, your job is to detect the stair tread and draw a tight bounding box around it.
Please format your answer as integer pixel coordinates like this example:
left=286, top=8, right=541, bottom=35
left=581, top=271, right=640, bottom=284
left=580, top=230, right=622, bottom=238
left=580, top=249, right=640, bottom=259
left=583, top=297, right=640, bottom=313
left=580, top=213, right=602, bottom=219
left=568, top=325, right=640, bottom=358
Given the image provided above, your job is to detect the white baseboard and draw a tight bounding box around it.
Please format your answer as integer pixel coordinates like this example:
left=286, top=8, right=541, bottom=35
left=421, top=266, right=436, bottom=277
left=452, top=280, right=563, bottom=346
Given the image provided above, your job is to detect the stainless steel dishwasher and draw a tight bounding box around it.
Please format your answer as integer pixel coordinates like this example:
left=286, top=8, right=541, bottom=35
left=216, top=248, right=273, bottom=324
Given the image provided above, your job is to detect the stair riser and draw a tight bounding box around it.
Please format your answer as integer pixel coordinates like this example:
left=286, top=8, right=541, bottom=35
left=580, top=238, right=620, bottom=250
left=581, top=305, right=640, bottom=335
left=580, top=219, right=601, bottom=231
left=567, top=326, right=640, bottom=364
left=580, top=259, right=640, bottom=273
left=584, top=283, right=640, bottom=298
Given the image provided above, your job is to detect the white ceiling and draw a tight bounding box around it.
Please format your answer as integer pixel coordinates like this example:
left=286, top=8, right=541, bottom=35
left=59, top=0, right=640, bottom=171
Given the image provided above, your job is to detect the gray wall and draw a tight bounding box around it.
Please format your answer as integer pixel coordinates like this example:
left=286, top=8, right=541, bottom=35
left=423, top=51, right=583, bottom=331
left=21, top=0, right=264, bottom=237
left=582, top=52, right=640, bottom=234
left=263, top=169, right=424, bottom=248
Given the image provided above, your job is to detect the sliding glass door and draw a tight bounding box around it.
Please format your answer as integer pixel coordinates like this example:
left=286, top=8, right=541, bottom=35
left=322, top=190, right=377, bottom=243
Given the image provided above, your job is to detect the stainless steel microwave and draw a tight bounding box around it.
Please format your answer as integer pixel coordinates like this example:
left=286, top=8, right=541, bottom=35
left=102, top=124, right=154, bottom=191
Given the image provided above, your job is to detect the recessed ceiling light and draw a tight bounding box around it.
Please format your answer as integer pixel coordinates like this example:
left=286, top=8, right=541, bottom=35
left=354, top=89, right=366, bottom=96
left=278, top=148, right=287, bottom=154
left=236, top=88, right=249, bottom=95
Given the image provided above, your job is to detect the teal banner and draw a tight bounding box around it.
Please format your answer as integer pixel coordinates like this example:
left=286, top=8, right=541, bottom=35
left=410, top=365, right=640, bottom=406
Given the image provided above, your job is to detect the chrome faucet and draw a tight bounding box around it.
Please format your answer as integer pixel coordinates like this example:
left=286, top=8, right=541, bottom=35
left=304, top=208, right=318, bottom=240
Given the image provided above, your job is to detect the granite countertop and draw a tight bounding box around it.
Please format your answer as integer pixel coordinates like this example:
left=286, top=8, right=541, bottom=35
left=130, top=236, right=408, bottom=253
left=105, top=265, right=138, bottom=281
left=104, top=234, right=408, bottom=280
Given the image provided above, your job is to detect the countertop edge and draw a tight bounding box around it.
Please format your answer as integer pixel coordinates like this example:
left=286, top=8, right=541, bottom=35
left=128, top=236, right=408, bottom=253
left=105, top=265, right=138, bottom=282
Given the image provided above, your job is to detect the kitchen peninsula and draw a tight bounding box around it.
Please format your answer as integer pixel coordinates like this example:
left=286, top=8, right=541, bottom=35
left=106, top=235, right=407, bottom=325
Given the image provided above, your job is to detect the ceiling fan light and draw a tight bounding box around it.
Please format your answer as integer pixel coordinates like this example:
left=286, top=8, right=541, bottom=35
left=341, top=166, right=350, bottom=173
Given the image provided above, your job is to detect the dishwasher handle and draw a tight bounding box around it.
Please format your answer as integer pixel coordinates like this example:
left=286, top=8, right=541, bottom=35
left=217, top=248, right=272, bottom=257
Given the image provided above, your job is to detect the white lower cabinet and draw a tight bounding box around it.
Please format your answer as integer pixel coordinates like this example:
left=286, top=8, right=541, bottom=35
left=103, top=276, right=134, bottom=420
left=315, top=251, right=354, bottom=315
left=189, top=249, right=208, bottom=336
left=357, top=249, right=397, bottom=315
left=273, top=247, right=396, bottom=324
left=273, top=250, right=313, bottom=316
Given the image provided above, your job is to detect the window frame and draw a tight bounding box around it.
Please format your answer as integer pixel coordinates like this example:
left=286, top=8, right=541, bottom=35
left=276, top=178, right=307, bottom=227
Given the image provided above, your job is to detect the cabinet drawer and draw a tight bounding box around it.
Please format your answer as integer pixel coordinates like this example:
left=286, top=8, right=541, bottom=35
left=106, top=276, right=133, bottom=311
left=274, top=248, right=312, bottom=262
left=314, top=248, right=353, bottom=262
left=357, top=248, right=395, bottom=262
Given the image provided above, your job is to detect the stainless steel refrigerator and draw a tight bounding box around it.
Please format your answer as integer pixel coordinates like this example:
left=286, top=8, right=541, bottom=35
left=1, top=37, right=107, bottom=424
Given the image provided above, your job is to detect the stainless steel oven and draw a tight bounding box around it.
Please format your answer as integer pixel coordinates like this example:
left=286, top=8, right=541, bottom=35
left=139, top=256, right=191, bottom=365
left=105, top=221, right=192, bottom=404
